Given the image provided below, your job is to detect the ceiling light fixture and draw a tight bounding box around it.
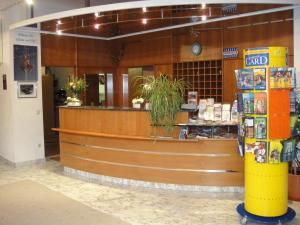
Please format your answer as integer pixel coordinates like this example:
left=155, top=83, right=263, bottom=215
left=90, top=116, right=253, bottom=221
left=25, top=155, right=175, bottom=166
left=94, top=24, right=100, bottom=29
left=95, top=12, right=100, bottom=17
left=56, top=30, right=62, bottom=35
left=201, top=3, right=206, bottom=9
left=25, top=0, right=34, bottom=5
left=201, top=15, right=207, bottom=21
left=142, top=18, right=147, bottom=24
left=142, top=7, right=147, bottom=13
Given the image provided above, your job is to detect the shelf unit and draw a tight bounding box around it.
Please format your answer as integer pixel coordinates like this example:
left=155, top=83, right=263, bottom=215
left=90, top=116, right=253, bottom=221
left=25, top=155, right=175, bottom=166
left=173, top=60, right=223, bottom=102
left=178, top=123, right=237, bottom=139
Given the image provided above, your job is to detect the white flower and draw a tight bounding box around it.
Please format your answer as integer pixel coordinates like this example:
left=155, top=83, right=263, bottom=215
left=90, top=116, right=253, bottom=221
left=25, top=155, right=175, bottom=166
left=132, top=97, right=144, bottom=104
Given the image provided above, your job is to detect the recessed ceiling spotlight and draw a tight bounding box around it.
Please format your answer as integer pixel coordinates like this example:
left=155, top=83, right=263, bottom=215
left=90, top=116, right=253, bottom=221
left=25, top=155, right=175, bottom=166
left=201, top=3, right=206, bottom=9
left=56, top=30, right=62, bottom=35
left=142, top=7, right=147, bottom=13
left=57, top=20, right=62, bottom=25
left=94, top=24, right=100, bottom=29
left=142, top=18, right=147, bottom=24
left=25, top=0, right=34, bottom=5
left=95, top=12, right=100, bottom=17
left=201, top=15, right=207, bottom=21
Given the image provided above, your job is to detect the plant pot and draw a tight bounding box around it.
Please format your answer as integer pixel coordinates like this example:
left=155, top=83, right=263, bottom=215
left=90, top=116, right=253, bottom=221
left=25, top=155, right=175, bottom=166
left=132, top=103, right=141, bottom=109
left=145, top=102, right=150, bottom=110
left=67, top=101, right=81, bottom=107
left=288, top=173, right=300, bottom=201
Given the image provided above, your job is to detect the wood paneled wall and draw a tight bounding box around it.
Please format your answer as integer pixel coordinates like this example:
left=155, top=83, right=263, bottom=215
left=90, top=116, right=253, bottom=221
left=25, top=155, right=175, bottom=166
left=41, top=10, right=294, bottom=105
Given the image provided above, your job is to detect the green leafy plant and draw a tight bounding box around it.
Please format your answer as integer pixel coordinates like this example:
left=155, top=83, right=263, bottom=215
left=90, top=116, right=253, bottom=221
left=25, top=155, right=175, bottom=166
left=65, top=75, right=87, bottom=99
left=140, top=74, right=186, bottom=133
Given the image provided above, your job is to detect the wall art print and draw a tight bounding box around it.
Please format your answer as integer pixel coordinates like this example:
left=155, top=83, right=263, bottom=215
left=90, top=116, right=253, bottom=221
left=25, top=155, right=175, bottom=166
left=14, top=45, right=38, bottom=81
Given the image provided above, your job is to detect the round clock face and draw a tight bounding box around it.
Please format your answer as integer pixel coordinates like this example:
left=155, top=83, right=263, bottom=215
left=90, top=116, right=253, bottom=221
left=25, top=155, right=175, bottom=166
left=191, top=42, right=202, bottom=56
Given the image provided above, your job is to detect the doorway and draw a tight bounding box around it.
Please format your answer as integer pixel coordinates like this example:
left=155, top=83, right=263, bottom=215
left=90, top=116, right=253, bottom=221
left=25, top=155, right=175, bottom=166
left=42, top=66, right=73, bottom=158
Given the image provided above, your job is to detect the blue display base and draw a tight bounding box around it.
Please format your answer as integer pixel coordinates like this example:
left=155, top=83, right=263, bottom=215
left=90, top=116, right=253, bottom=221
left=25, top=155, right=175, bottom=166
left=237, top=203, right=296, bottom=225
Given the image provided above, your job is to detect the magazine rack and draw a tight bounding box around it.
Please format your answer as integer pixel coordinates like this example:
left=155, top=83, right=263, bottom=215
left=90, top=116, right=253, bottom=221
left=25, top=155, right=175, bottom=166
left=236, top=47, right=296, bottom=224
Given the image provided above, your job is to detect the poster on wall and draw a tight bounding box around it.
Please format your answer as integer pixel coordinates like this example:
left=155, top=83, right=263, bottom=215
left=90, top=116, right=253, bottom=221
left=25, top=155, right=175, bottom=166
left=13, top=45, right=37, bottom=81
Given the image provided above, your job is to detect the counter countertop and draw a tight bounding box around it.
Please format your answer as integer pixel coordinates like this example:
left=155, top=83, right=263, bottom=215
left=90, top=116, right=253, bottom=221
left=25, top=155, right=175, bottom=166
left=59, top=105, right=195, bottom=112
left=59, top=106, right=148, bottom=111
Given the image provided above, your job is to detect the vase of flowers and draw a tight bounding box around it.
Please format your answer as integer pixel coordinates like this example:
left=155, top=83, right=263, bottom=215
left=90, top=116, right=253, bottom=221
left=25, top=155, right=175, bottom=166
left=65, top=75, right=87, bottom=106
left=132, top=97, right=144, bottom=109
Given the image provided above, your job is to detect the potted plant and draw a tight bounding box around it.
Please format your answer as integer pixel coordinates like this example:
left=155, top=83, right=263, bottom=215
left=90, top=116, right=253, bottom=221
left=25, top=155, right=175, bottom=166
left=132, top=97, right=144, bottom=109
left=140, top=74, right=186, bottom=133
left=65, top=75, right=87, bottom=106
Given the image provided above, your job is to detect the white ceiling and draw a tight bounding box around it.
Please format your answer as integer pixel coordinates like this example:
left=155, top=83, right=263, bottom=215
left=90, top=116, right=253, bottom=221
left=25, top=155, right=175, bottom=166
left=0, top=0, right=20, bottom=11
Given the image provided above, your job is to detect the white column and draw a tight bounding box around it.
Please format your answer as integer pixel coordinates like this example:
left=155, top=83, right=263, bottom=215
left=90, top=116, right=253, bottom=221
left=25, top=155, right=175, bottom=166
left=294, top=8, right=300, bottom=85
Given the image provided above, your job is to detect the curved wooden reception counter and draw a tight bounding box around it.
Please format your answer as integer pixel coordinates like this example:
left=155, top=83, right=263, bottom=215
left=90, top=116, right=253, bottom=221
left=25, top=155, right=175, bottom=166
left=54, top=107, right=244, bottom=187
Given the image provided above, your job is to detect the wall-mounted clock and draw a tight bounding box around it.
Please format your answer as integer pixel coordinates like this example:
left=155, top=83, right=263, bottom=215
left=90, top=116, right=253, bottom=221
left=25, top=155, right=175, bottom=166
left=191, top=42, right=202, bottom=56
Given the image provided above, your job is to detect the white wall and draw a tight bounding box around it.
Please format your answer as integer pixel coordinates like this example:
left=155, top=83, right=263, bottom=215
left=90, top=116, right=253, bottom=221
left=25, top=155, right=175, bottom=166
left=0, top=0, right=85, bottom=164
left=0, top=3, right=27, bottom=162
left=295, top=8, right=300, bottom=86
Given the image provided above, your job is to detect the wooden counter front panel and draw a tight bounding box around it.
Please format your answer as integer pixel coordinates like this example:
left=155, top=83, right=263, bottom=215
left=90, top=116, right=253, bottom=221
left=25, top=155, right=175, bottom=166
left=60, top=133, right=244, bottom=186
left=59, top=108, right=188, bottom=137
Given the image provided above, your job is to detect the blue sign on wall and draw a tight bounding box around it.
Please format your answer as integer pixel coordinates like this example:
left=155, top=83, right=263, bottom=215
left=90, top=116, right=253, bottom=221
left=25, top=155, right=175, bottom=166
left=245, top=53, right=269, bottom=67
left=223, top=47, right=238, bottom=59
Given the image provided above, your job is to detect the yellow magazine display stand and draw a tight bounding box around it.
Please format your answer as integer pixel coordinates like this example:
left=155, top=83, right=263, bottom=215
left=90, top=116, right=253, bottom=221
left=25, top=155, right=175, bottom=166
left=236, top=47, right=296, bottom=224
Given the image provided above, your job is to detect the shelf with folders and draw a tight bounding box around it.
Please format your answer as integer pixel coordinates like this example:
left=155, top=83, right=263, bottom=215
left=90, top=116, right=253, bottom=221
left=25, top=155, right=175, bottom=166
left=173, top=60, right=223, bottom=102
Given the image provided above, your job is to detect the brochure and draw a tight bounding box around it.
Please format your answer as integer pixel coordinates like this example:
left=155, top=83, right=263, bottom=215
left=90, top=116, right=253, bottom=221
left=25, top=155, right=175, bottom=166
left=290, top=91, right=297, bottom=113
left=281, top=139, right=295, bottom=162
left=269, top=67, right=296, bottom=89
left=214, top=103, right=222, bottom=121
left=198, top=99, right=207, bottom=120
left=242, top=92, right=254, bottom=114
left=235, top=69, right=254, bottom=90
left=188, top=91, right=198, bottom=105
left=254, top=92, right=267, bottom=114
left=237, top=93, right=243, bottom=113
left=268, top=140, right=283, bottom=164
left=254, top=68, right=266, bottom=90
left=254, top=141, right=267, bottom=163
left=222, top=104, right=231, bottom=122
left=254, top=117, right=267, bottom=139
left=245, top=117, right=254, bottom=138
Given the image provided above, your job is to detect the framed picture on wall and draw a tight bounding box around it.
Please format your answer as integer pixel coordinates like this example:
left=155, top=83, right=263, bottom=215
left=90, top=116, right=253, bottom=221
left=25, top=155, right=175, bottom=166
left=14, top=45, right=38, bottom=81
left=17, top=82, right=37, bottom=98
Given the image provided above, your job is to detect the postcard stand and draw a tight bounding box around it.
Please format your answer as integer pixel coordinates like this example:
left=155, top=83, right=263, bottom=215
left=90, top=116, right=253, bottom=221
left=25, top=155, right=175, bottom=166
left=236, top=47, right=296, bottom=224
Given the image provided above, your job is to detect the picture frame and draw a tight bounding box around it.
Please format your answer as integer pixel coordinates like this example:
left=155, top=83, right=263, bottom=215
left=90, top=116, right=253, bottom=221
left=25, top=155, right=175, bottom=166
left=17, top=82, right=37, bottom=98
left=14, top=45, right=38, bottom=81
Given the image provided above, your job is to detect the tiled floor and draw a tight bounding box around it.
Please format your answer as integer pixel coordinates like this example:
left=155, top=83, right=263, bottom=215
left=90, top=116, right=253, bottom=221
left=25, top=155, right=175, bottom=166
left=0, top=158, right=299, bottom=225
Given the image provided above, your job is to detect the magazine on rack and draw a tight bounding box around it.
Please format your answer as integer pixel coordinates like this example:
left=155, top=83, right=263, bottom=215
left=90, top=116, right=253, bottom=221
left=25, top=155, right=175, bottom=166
left=254, top=92, right=267, bottom=115
left=238, top=115, right=245, bottom=137
left=242, top=92, right=254, bottom=114
left=254, top=141, right=267, bottom=163
left=254, top=68, right=266, bottom=90
left=235, top=69, right=254, bottom=90
left=237, top=93, right=243, bottom=113
left=281, top=139, right=295, bottom=162
left=254, top=117, right=267, bottom=139
left=245, top=117, right=254, bottom=138
left=290, top=91, right=297, bottom=113
left=268, top=141, right=283, bottom=164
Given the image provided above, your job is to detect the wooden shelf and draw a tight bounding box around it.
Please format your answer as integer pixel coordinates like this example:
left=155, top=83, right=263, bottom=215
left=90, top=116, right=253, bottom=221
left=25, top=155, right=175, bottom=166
left=174, top=60, right=223, bottom=103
